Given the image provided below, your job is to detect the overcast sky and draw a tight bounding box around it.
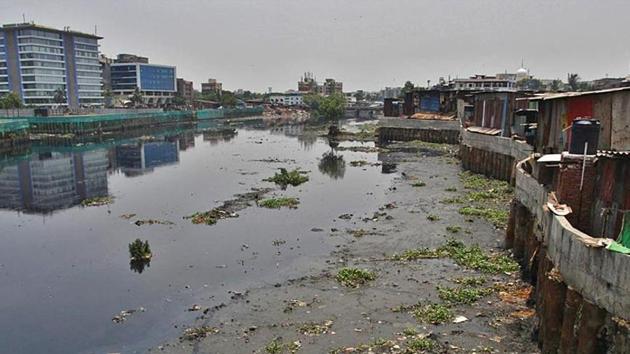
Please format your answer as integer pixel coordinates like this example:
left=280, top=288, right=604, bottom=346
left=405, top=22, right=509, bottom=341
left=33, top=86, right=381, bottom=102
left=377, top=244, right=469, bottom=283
left=3, top=0, right=630, bottom=92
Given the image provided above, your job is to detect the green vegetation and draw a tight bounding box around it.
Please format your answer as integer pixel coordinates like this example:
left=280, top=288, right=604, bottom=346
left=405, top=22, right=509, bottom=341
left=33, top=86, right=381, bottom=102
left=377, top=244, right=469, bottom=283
left=440, top=239, right=519, bottom=273
left=426, top=214, right=440, bottom=221
left=265, top=168, right=309, bottom=187
left=458, top=206, right=509, bottom=228
left=407, top=337, right=436, bottom=351
left=180, top=326, right=219, bottom=341
left=412, top=303, right=453, bottom=324
left=457, top=171, right=513, bottom=228
left=402, top=327, right=418, bottom=336
left=392, top=248, right=449, bottom=261
left=81, top=196, right=113, bottom=207
left=446, top=225, right=462, bottom=234
left=440, top=197, right=464, bottom=204
left=185, top=208, right=236, bottom=225
left=335, top=267, right=376, bottom=288
left=305, top=92, right=346, bottom=121
left=411, top=181, right=426, bottom=187
left=0, top=92, right=23, bottom=115
left=392, top=239, right=518, bottom=274
left=128, top=239, right=152, bottom=261
left=265, top=339, right=283, bottom=354
left=258, top=197, right=299, bottom=209
left=445, top=187, right=457, bottom=192
left=453, top=276, right=487, bottom=286
left=437, top=285, right=493, bottom=305
left=298, top=319, right=334, bottom=336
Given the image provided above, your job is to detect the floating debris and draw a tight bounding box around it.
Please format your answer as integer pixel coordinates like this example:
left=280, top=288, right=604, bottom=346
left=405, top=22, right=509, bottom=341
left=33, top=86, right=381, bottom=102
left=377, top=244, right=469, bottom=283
left=258, top=197, right=300, bottom=209
left=134, top=219, right=174, bottom=226
left=112, top=307, right=145, bottom=323
left=298, top=319, right=334, bottom=336
left=81, top=196, right=113, bottom=207
left=180, top=326, right=220, bottom=341
left=119, top=213, right=136, bottom=219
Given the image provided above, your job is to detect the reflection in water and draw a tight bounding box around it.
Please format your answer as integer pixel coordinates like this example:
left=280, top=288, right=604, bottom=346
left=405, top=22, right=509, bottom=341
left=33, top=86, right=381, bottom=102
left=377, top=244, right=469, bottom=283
left=116, top=139, right=180, bottom=177
left=130, top=259, right=151, bottom=274
left=0, top=150, right=109, bottom=213
left=381, top=163, right=397, bottom=174
left=202, top=128, right=237, bottom=145
left=318, top=140, right=346, bottom=179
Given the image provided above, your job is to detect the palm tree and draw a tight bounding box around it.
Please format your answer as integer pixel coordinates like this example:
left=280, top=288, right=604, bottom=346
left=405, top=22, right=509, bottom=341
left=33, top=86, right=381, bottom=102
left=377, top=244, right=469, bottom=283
left=567, top=73, right=580, bottom=91
left=130, top=87, right=143, bottom=108
left=53, top=88, right=66, bottom=106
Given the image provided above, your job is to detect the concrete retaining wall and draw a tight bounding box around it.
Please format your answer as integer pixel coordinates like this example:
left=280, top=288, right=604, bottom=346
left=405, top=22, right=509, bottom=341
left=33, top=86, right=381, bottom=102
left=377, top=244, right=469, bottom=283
left=460, top=129, right=533, bottom=182
left=508, top=158, right=630, bottom=352
left=377, top=118, right=460, bottom=144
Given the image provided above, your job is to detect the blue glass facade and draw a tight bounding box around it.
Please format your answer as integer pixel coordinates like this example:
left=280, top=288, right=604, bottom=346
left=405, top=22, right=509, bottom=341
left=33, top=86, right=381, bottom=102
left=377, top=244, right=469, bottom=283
left=139, top=64, right=175, bottom=92
left=110, top=64, right=138, bottom=91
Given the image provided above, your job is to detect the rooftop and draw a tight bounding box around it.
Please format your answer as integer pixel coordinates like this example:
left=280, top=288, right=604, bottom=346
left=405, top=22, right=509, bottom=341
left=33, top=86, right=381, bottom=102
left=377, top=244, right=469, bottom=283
left=1, top=22, right=102, bottom=40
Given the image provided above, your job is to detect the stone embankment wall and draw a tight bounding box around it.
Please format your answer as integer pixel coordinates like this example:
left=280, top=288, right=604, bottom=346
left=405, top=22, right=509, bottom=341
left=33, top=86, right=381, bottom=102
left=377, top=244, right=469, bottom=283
left=507, top=158, right=630, bottom=353
left=460, top=129, right=532, bottom=182
left=377, top=118, right=460, bottom=145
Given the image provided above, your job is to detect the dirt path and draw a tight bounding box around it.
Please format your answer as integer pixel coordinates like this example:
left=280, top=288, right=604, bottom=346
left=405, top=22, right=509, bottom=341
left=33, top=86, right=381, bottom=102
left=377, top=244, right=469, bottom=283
left=155, top=142, right=538, bottom=354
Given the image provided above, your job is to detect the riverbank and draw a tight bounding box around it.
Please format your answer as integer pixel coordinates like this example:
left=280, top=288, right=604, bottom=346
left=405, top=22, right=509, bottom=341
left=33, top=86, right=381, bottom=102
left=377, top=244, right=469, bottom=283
left=156, top=140, right=537, bottom=353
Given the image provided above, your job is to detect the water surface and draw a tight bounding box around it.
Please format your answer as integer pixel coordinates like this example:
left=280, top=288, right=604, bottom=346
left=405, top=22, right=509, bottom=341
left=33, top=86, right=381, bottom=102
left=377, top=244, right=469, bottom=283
left=0, top=121, right=394, bottom=353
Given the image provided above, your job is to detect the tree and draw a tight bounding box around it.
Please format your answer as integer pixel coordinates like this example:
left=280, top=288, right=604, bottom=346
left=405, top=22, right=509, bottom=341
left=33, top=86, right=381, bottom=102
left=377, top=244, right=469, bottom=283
left=318, top=92, right=346, bottom=122
left=172, top=95, right=186, bottom=107
left=130, top=87, right=144, bottom=107
left=550, top=80, right=562, bottom=92
left=1, top=92, right=23, bottom=116
left=303, top=93, right=321, bottom=111
left=567, top=73, right=580, bottom=91
left=401, top=81, right=415, bottom=96
left=103, top=89, right=113, bottom=108
left=53, top=88, right=66, bottom=105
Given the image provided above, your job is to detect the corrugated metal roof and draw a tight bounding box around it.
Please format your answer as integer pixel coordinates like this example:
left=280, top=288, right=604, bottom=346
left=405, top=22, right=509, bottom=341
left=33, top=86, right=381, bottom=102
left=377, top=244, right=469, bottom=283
left=466, top=126, right=502, bottom=135
left=596, top=150, right=630, bottom=158
left=519, top=87, right=630, bottom=101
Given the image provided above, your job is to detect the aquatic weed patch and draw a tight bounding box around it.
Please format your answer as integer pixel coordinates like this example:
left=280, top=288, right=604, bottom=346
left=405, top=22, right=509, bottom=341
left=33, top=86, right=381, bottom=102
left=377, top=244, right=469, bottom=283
left=185, top=209, right=237, bottom=225
left=412, top=303, right=454, bottom=324
left=335, top=267, right=376, bottom=287
left=456, top=171, right=513, bottom=228
left=180, top=326, right=219, bottom=341
left=392, top=240, right=518, bottom=274
left=81, top=196, right=113, bottom=207
left=298, top=319, right=334, bottom=336
left=264, top=168, right=309, bottom=187
left=458, top=206, right=508, bottom=228
left=446, top=225, right=462, bottom=233
left=440, top=240, right=519, bottom=273
left=392, top=248, right=449, bottom=261
left=411, top=181, right=427, bottom=187
left=437, top=285, right=493, bottom=305
left=258, top=197, right=300, bottom=209
left=128, top=239, right=152, bottom=261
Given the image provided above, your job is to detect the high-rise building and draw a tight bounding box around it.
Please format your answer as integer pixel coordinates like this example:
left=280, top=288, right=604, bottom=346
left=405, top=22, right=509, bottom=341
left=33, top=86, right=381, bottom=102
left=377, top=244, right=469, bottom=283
left=110, top=54, right=176, bottom=106
left=0, top=23, right=104, bottom=108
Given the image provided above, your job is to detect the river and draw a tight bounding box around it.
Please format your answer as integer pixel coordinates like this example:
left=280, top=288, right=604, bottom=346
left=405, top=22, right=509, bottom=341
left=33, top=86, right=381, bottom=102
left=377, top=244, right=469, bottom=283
left=0, top=119, right=394, bottom=354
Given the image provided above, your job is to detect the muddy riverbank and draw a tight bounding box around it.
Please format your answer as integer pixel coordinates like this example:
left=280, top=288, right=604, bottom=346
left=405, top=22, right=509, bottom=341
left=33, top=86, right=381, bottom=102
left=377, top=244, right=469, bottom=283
left=155, top=140, right=538, bottom=353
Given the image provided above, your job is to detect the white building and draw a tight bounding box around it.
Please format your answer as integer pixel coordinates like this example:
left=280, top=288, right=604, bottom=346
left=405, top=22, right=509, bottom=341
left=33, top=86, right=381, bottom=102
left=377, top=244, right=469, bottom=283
left=268, top=93, right=303, bottom=106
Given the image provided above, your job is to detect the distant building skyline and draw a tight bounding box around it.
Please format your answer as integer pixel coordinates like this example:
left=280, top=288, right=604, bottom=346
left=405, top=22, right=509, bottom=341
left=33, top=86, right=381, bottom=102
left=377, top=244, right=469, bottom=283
left=3, top=1, right=630, bottom=92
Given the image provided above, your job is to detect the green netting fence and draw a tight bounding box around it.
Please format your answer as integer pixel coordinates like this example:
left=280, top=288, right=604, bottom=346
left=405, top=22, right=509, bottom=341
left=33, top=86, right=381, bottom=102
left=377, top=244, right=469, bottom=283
left=0, top=119, right=30, bottom=137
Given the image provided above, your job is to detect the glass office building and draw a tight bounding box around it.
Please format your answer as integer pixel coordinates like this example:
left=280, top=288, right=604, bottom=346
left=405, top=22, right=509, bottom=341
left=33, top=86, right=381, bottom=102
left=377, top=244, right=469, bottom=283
left=111, top=62, right=176, bottom=106
left=0, top=23, right=103, bottom=107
